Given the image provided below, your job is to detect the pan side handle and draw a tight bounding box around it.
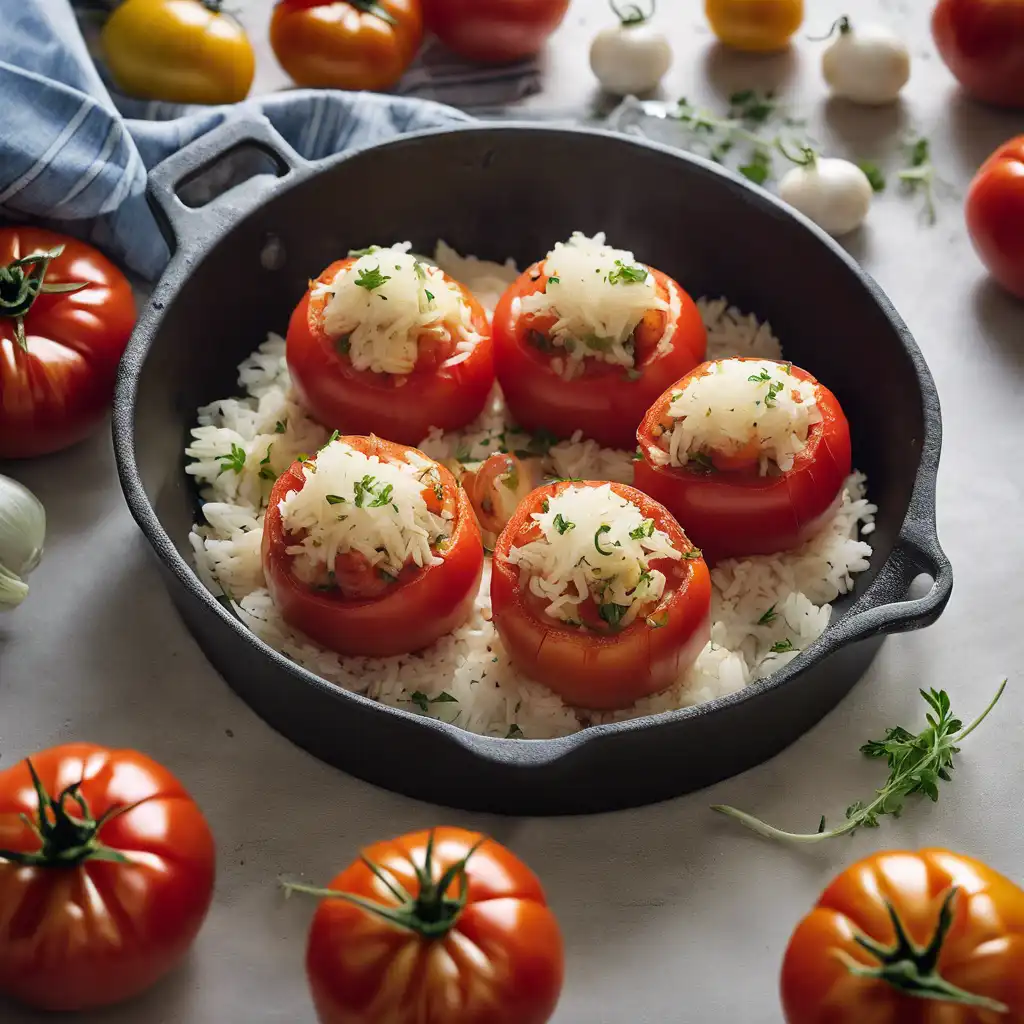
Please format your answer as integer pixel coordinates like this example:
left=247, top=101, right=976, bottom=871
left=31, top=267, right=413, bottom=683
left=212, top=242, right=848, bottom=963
left=147, top=114, right=309, bottom=256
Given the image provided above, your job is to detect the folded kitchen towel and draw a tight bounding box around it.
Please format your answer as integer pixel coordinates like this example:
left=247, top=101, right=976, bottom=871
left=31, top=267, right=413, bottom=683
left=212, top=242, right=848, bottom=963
left=0, top=0, right=538, bottom=280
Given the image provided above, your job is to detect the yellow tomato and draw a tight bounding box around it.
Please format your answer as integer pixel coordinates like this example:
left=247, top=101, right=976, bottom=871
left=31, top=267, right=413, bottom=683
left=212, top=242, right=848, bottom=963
left=101, top=0, right=255, bottom=105
left=705, top=0, right=804, bottom=52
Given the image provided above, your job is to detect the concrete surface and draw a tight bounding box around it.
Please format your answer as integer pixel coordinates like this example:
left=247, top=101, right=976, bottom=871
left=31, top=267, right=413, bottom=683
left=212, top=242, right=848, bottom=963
left=3, top=0, right=1024, bottom=1021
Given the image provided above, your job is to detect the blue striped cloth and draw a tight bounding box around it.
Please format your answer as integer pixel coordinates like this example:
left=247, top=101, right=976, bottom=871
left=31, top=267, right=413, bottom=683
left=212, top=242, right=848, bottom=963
left=0, top=0, right=539, bottom=280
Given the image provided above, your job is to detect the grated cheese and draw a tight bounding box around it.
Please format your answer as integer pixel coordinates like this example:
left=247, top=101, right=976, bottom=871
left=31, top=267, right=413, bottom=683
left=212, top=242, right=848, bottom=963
left=320, top=243, right=481, bottom=376
left=518, top=232, right=672, bottom=378
left=278, top=440, right=452, bottom=581
left=661, top=359, right=821, bottom=474
left=505, top=484, right=681, bottom=627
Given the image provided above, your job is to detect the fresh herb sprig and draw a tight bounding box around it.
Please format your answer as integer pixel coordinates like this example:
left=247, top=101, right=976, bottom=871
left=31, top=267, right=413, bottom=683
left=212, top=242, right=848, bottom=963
left=899, top=138, right=937, bottom=225
left=712, top=682, right=1006, bottom=843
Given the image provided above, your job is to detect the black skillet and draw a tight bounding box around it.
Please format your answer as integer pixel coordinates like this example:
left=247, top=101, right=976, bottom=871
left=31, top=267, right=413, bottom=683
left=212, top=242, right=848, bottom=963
left=113, top=115, right=952, bottom=815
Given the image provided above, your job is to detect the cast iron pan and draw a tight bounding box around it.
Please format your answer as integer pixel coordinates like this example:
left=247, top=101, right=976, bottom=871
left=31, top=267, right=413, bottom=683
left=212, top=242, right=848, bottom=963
left=113, top=115, right=953, bottom=815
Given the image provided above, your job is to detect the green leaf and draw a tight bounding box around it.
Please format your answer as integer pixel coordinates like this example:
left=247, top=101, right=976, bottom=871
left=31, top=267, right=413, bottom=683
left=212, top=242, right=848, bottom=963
left=757, top=604, right=777, bottom=625
left=348, top=245, right=381, bottom=257
left=506, top=724, right=524, bottom=739
left=770, top=639, right=795, bottom=653
left=599, top=602, right=629, bottom=629
left=857, top=161, right=887, bottom=193
left=354, top=265, right=391, bottom=291
left=607, top=259, right=649, bottom=285
left=274, top=420, right=287, bottom=434
left=553, top=513, right=575, bottom=535
left=216, top=443, right=247, bottom=476
left=594, top=524, right=613, bottom=554
left=409, top=691, right=429, bottom=712
left=738, top=148, right=772, bottom=186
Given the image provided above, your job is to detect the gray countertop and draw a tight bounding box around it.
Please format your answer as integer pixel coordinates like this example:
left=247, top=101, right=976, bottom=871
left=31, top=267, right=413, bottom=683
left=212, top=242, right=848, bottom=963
left=3, top=0, right=1024, bottom=1021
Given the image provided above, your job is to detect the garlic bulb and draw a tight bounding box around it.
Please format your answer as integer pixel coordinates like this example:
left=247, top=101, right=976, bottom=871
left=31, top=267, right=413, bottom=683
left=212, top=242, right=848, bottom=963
left=0, top=475, right=46, bottom=610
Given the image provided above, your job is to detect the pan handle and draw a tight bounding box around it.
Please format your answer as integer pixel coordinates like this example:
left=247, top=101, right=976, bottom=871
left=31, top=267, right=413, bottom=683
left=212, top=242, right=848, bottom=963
left=147, top=115, right=308, bottom=255
left=838, top=515, right=953, bottom=644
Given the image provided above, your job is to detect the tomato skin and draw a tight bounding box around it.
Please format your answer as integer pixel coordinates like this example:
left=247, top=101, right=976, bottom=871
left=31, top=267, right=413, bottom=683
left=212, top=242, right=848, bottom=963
left=492, top=263, right=707, bottom=451
left=705, top=0, right=805, bottom=52
left=634, top=359, right=852, bottom=564
left=102, top=0, right=255, bottom=104
left=262, top=435, right=484, bottom=656
left=270, top=0, right=423, bottom=91
left=306, top=827, right=564, bottom=1024
left=781, top=849, right=1024, bottom=1023
left=421, top=0, right=569, bottom=63
left=0, top=229, right=136, bottom=459
left=491, top=481, right=711, bottom=710
left=0, top=744, right=215, bottom=1012
left=287, top=258, right=495, bottom=445
left=932, top=0, right=1024, bottom=109
left=966, top=136, right=1024, bottom=298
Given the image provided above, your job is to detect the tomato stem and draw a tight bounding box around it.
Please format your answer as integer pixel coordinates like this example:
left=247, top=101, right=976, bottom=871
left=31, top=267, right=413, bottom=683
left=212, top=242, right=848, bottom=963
left=807, top=16, right=851, bottom=41
left=0, top=245, right=88, bottom=353
left=0, top=758, right=130, bottom=868
left=349, top=0, right=397, bottom=26
left=281, top=829, right=487, bottom=939
left=610, top=0, right=654, bottom=26
left=836, top=887, right=1009, bottom=1013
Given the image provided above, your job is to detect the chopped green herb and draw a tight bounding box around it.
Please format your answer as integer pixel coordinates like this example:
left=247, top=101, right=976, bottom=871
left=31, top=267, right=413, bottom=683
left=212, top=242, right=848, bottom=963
left=682, top=549, right=703, bottom=560
left=348, top=245, right=381, bottom=257
left=432, top=691, right=458, bottom=704
left=646, top=611, right=669, bottom=629
left=336, top=334, right=352, bottom=356
left=354, top=265, right=391, bottom=291
left=770, top=638, right=795, bottom=653
left=599, top=602, right=629, bottom=629
left=547, top=275, right=561, bottom=284
left=758, top=604, right=777, bottom=625
left=424, top=289, right=435, bottom=303
left=553, top=513, right=575, bottom=535
left=353, top=474, right=377, bottom=507
left=690, top=451, right=715, bottom=473
left=764, top=380, right=784, bottom=408
left=629, top=519, right=656, bottom=540
left=607, top=260, right=649, bottom=285
left=729, top=89, right=777, bottom=125
left=217, top=443, right=247, bottom=476
left=325, top=430, right=340, bottom=447
left=501, top=462, right=520, bottom=491
left=414, top=261, right=427, bottom=280
left=506, top=724, right=524, bottom=739
left=632, top=446, right=644, bottom=462
left=409, top=691, right=429, bottom=712
left=433, top=482, right=444, bottom=502
left=748, top=369, right=772, bottom=384
left=296, top=452, right=310, bottom=463
left=368, top=483, right=394, bottom=508
left=857, top=161, right=887, bottom=193
left=259, top=445, right=276, bottom=481
left=594, top=524, right=613, bottom=554
left=326, top=494, right=346, bottom=505
left=541, top=498, right=550, bottom=513
left=274, top=420, right=287, bottom=434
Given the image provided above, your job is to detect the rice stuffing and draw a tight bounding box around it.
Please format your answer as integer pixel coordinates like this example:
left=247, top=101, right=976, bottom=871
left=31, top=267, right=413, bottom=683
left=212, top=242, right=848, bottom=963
left=186, top=244, right=876, bottom=739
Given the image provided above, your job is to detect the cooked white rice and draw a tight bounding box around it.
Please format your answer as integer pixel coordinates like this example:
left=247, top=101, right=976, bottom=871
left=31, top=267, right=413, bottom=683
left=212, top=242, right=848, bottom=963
left=186, top=246, right=875, bottom=739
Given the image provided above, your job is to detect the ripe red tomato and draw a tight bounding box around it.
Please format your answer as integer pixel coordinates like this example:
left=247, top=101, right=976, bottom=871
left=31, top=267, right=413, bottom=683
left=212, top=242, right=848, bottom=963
left=634, top=359, right=851, bottom=564
left=262, top=435, right=484, bottom=656
left=932, top=0, right=1024, bottom=108
left=965, top=135, right=1024, bottom=298
left=287, top=257, right=494, bottom=446
left=420, top=0, right=569, bottom=63
left=492, top=262, right=707, bottom=451
left=491, top=480, right=711, bottom=710
left=0, top=228, right=136, bottom=459
left=270, top=0, right=423, bottom=92
left=0, top=744, right=215, bottom=1012
left=299, top=827, right=564, bottom=1024
left=781, top=849, right=1024, bottom=1023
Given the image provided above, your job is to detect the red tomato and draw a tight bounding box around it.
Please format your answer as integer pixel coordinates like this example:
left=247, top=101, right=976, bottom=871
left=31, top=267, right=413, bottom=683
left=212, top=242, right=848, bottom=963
left=492, top=262, right=707, bottom=450
left=299, top=827, right=564, bottom=1024
left=491, top=480, right=711, bottom=710
left=270, top=0, right=423, bottom=92
left=262, top=435, right=484, bottom=656
left=932, top=0, right=1024, bottom=108
left=966, top=135, right=1024, bottom=298
left=0, top=744, right=215, bottom=1012
left=0, top=228, right=136, bottom=459
left=634, top=359, right=852, bottom=564
left=420, top=0, right=569, bottom=63
left=781, top=849, right=1024, bottom=1023
left=287, top=257, right=494, bottom=446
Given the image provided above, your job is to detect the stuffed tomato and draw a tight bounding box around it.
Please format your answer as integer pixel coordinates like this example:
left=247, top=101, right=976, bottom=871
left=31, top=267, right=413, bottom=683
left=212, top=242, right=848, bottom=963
left=286, top=245, right=494, bottom=445
left=262, top=435, right=483, bottom=657
left=634, top=358, right=852, bottom=563
left=492, top=232, right=707, bottom=450
left=491, top=480, right=711, bottom=710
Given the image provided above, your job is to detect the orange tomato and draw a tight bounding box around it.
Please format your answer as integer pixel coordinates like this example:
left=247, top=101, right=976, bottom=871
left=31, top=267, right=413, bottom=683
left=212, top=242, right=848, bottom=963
left=0, top=745, right=215, bottom=1012
left=781, top=849, right=1024, bottom=1023
left=932, top=0, right=1024, bottom=108
left=297, top=827, right=564, bottom=1024
left=270, top=0, right=423, bottom=91
left=705, top=0, right=805, bottom=52
left=966, top=135, right=1024, bottom=297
